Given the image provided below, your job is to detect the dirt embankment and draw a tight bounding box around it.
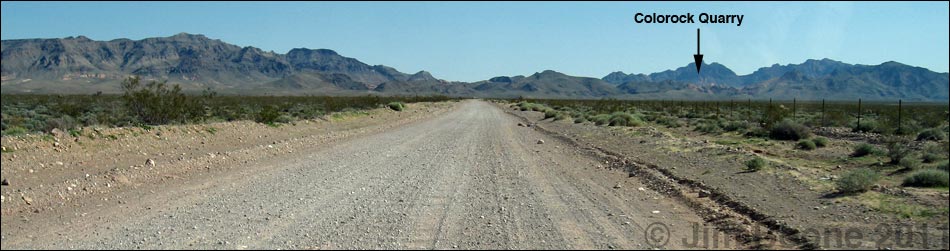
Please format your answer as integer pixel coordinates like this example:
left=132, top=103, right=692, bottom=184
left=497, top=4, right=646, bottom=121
left=500, top=103, right=949, bottom=250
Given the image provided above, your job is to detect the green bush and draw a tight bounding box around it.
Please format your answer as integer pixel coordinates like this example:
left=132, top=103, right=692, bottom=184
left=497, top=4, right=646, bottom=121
left=573, top=117, right=587, bottom=124
left=797, top=140, right=817, bottom=151
left=885, top=137, right=912, bottom=165
left=852, top=143, right=881, bottom=157
left=121, top=76, right=201, bottom=125
left=695, top=121, right=723, bottom=134
left=388, top=102, right=405, bottom=111
left=607, top=112, right=642, bottom=127
left=744, top=126, right=770, bottom=138
left=745, top=156, right=767, bottom=172
left=813, top=137, right=829, bottom=148
left=836, top=168, right=881, bottom=194
left=898, top=157, right=920, bottom=170
left=590, top=114, right=611, bottom=126
left=922, top=153, right=944, bottom=164
left=722, top=120, right=751, bottom=133
left=43, top=115, right=78, bottom=133
left=544, top=109, right=558, bottom=120
left=916, top=128, right=947, bottom=141
left=938, top=161, right=949, bottom=172
left=554, top=113, right=570, bottom=121
left=256, top=105, right=282, bottom=124
left=902, top=169, right=949, bottom=188
left=656, top=116, right=683, bottom=128
left=1, top=126, right=28, bottom=136
left=770, top=120, right=811, bottom=141
left=852, top=120, right=879, bottom=133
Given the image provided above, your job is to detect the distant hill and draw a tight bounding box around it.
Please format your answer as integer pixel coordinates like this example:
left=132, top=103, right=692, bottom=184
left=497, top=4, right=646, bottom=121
left=0, top=33, right=420, bottom=94
left=2, top=33, right=947, bottom=101
left=605, top=60, right=949, bottom=101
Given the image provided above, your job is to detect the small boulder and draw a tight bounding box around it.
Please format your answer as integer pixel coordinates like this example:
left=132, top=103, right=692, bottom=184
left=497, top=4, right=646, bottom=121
left=537, top=140, right=545, bottom=144
left=146, top=159, right=156, bottom=167
left=517, top=123, right=526, bottom=127
left=1, top=179, right=9, bottom=186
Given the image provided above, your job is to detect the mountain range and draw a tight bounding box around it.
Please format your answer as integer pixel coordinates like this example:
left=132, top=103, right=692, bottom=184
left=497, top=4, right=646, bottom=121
left=2, top=33, right=947, bottom=101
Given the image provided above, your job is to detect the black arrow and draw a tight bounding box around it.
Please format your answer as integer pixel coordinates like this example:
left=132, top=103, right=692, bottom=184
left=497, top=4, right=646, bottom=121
left=693, top=28, right=703, bottom=73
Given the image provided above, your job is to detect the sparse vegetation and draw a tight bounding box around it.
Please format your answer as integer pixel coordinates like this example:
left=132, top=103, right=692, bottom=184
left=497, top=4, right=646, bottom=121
left=836, top=168, right=881, bottom=194
left=902, top=169, right=949, bottom=188
left=1, top=77, right=452, bottom=135
left=745, top=156, right=767, bottom=172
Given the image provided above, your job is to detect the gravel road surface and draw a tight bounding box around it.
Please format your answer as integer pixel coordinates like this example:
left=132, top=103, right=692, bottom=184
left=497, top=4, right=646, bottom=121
left=1, top=101, right=725, bottom=249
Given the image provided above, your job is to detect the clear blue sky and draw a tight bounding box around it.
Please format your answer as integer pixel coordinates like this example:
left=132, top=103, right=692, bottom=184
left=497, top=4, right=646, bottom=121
left=2, top=1, right=948, bottom=82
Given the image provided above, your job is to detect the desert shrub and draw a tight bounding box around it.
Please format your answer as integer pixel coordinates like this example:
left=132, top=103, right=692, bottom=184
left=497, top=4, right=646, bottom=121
left=554, top=113, right=570, bottom=121
left=851, top=119, right=879, bottom=133
left=2, top=126, right=28, bottom=136
left=121, top=76, right=201, bottom=125
left=885, top=137, right=913, bottom=165
left=770, top=119, right=811, bottom=141
left=902, top=169, right=949, bottom=188
left=744, top=126, right=770, bottom=138
left=916, top=128, right=947, bottom=141
left=695, top=121, right=723, bottom=134
left=836, top=168, right=881, bottom=194
left=387, top=102, right=405, bottom=111
left=722, top=120, right=751, bottom=133
left=43, top=115, right=78, bottom=133
left=797, top=140, right=817, bottom=151
left=852, top=143, right=881, bottom=157
left=256, top=105, right=282, bottom=124
left=922, top=152, right=944, bottom=164
left=590, top=114, right=611, bottom=126
left=812, top=137, right=829, bottom=148
left=544, top=110, right=558, bottom=120
left=938, top=161, right=949, bottom=172
left=656, top=116, right=683, bottom=128
left=745, top=156, right=767, bottom=172
left=608, top=112, right=642, bottom=127
left=898, top=157, right=921, bottom=170
left=573, top=117, right=587, bottom=124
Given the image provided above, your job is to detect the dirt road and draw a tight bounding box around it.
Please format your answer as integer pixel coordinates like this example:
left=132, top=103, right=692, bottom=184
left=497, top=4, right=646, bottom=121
left=1, top=101, right=730, bottom=249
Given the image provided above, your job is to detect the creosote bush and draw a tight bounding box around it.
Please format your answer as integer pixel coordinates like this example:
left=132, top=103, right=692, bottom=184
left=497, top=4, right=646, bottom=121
left=770, top=119, right=811, bottom=141
left=916, top=128, right=947, bottom=141
left=745, top=156, right=767, bottom=172
left=852, top=143, right=881, bottom=157
left=812, top=137, right=829, bottom=148
left=836, top=168, right=881, bottom=194
left=902, top=169, right=949, bottom=188
left=388, top=102, right=406, bottom=111
left=797, top=140, right=817, bottom=151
